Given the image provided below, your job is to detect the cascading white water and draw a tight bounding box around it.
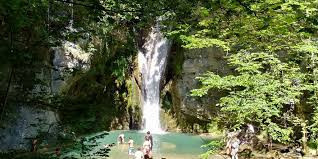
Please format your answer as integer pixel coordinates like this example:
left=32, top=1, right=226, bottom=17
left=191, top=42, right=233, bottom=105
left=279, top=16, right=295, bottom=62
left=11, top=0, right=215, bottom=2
left=138, top=24, right=171, bottom=134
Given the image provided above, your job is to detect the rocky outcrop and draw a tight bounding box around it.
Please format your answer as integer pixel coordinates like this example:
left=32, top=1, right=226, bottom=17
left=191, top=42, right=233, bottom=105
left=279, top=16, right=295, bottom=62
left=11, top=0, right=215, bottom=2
left=0, top=41, right=91, bottom=152
left=0, top=105, right=59, bottom=152
left=51, top=41, right=91, bottom=94
left=164, top=47, right=232, bottom=132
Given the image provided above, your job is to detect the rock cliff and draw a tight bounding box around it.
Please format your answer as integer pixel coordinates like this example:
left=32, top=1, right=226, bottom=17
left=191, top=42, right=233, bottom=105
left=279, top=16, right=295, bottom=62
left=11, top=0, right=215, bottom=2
left=0, top=41, right=90, bottom=152
left=163, top=47, right=231, bottom=132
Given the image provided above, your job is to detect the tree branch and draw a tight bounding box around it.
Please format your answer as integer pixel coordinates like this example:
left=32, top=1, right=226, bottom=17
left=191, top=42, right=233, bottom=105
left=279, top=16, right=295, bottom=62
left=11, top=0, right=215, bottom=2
left=0, top=66, right=14, bottom=124
left=0, top=28, right=14, bottom=124
left=236, top=0, right=257, bottom=16
left=54, top=0, right=170, bottom=16
left=54, top=0, right=140, bottom=14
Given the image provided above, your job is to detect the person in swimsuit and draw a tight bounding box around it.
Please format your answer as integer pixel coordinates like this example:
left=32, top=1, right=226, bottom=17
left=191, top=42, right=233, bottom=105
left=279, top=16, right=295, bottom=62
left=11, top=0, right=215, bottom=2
left=117, top=133, right=125, bottom=144
left=143, top=136, right=152, bottom=158
left=128, top=137, right=135, bottom=155
left=134, top=147, right=144, bottom=159
left=145, top=131, right=153, bottom=150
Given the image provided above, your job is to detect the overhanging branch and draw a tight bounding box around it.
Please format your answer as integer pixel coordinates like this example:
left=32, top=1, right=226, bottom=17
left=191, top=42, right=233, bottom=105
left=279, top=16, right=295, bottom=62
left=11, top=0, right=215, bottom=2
left=54, top=0, right=140, bottom=14
left=53, top=0, right=171, bottom=16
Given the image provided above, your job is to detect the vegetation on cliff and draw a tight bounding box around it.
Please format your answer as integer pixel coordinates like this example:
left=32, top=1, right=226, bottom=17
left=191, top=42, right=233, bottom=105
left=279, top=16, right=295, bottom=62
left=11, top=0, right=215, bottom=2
left=2, top=0, right=318, bottom=158
left=169, top=0, right=318, bottom=156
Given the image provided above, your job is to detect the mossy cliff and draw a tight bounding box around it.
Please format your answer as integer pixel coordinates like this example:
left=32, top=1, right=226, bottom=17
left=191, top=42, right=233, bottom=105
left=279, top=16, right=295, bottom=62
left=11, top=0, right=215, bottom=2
left=0, top=33, right=230, bottom=153
left=161, top=46, right=232, bottom=133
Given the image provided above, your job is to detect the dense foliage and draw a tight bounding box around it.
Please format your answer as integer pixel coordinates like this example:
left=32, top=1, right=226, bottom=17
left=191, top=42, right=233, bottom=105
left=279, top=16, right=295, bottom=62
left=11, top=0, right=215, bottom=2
left=2, top=0, right=318, bottom=157
left=0, top=0, right=152, bottom=132
left=0, top=0, right=193, bottom=134
left=167, top=0, right=318, bottom=150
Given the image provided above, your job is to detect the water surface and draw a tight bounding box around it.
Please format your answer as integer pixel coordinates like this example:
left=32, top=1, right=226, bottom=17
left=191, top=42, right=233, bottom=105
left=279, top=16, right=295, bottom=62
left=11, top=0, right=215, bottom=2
left=99, top=130, right=211, bottom=159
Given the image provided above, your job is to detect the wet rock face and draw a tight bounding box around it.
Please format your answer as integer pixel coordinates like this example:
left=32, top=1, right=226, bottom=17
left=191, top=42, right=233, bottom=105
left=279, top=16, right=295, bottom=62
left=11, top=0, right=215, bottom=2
left=167, top=47, right=232, bottom=131
left=51, top=41, right=91, bottom=94
left=0, top=41, right=90, bottom=152
left=0, top=105, right=59, bottom=152
left=179, top=47, right=230, bottom=113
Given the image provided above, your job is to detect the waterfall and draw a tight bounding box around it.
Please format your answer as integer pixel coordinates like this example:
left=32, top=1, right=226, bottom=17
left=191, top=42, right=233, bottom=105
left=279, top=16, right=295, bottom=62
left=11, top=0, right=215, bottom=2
left=70, top=0, right=73, bottom=29
left=66, top=0, right=75, bottom=32
left=138, top=24, right=171, bottom=134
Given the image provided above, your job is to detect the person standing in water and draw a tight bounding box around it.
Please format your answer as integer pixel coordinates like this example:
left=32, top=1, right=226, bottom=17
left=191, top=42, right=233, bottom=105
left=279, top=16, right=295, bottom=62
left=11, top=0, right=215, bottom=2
left=145, top=131, right=153, bottom=150
left=143, top=136, right=152, bottom=159
left=128, top=137, right=134, bottom=156
left=117, top=133, right=125, bottom=144
left=134, top=147, right=144, bottom=159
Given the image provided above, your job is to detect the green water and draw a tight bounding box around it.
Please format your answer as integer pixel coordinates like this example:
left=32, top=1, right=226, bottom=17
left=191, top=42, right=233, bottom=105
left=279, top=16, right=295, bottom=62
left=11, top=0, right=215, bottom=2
left=94, top=130, right=211, bottom=159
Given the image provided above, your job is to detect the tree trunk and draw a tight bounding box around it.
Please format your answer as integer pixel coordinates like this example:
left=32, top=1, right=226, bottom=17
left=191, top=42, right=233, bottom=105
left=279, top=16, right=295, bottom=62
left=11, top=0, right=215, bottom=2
left=301, top=122, right=308, bottom=154
left=0, top=67, right=14, bottom=123
left=0, top=28, right=14, bottom=124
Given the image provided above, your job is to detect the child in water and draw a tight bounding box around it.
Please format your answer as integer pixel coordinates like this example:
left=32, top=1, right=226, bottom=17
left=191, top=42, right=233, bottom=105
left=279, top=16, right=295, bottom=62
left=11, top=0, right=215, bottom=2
left=128, top=137, right=134, bottom=155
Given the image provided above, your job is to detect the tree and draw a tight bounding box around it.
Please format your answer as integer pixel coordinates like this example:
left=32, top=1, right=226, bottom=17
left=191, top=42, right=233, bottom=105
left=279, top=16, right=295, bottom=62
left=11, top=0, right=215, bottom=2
left=191, top=52, right=305, bottom=143
left=167, top=0, right=318, bottom=148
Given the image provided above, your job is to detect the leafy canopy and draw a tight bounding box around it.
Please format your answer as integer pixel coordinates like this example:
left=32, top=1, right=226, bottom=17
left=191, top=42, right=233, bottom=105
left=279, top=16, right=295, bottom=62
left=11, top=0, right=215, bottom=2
left=168, top=0, right=318, bottom=143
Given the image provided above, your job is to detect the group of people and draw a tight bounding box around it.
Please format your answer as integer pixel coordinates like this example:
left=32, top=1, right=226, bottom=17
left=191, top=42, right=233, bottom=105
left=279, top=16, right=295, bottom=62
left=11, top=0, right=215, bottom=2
left=117, top=131, right=154, bottom=159
left=225, top=124, right=255, bottom=159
